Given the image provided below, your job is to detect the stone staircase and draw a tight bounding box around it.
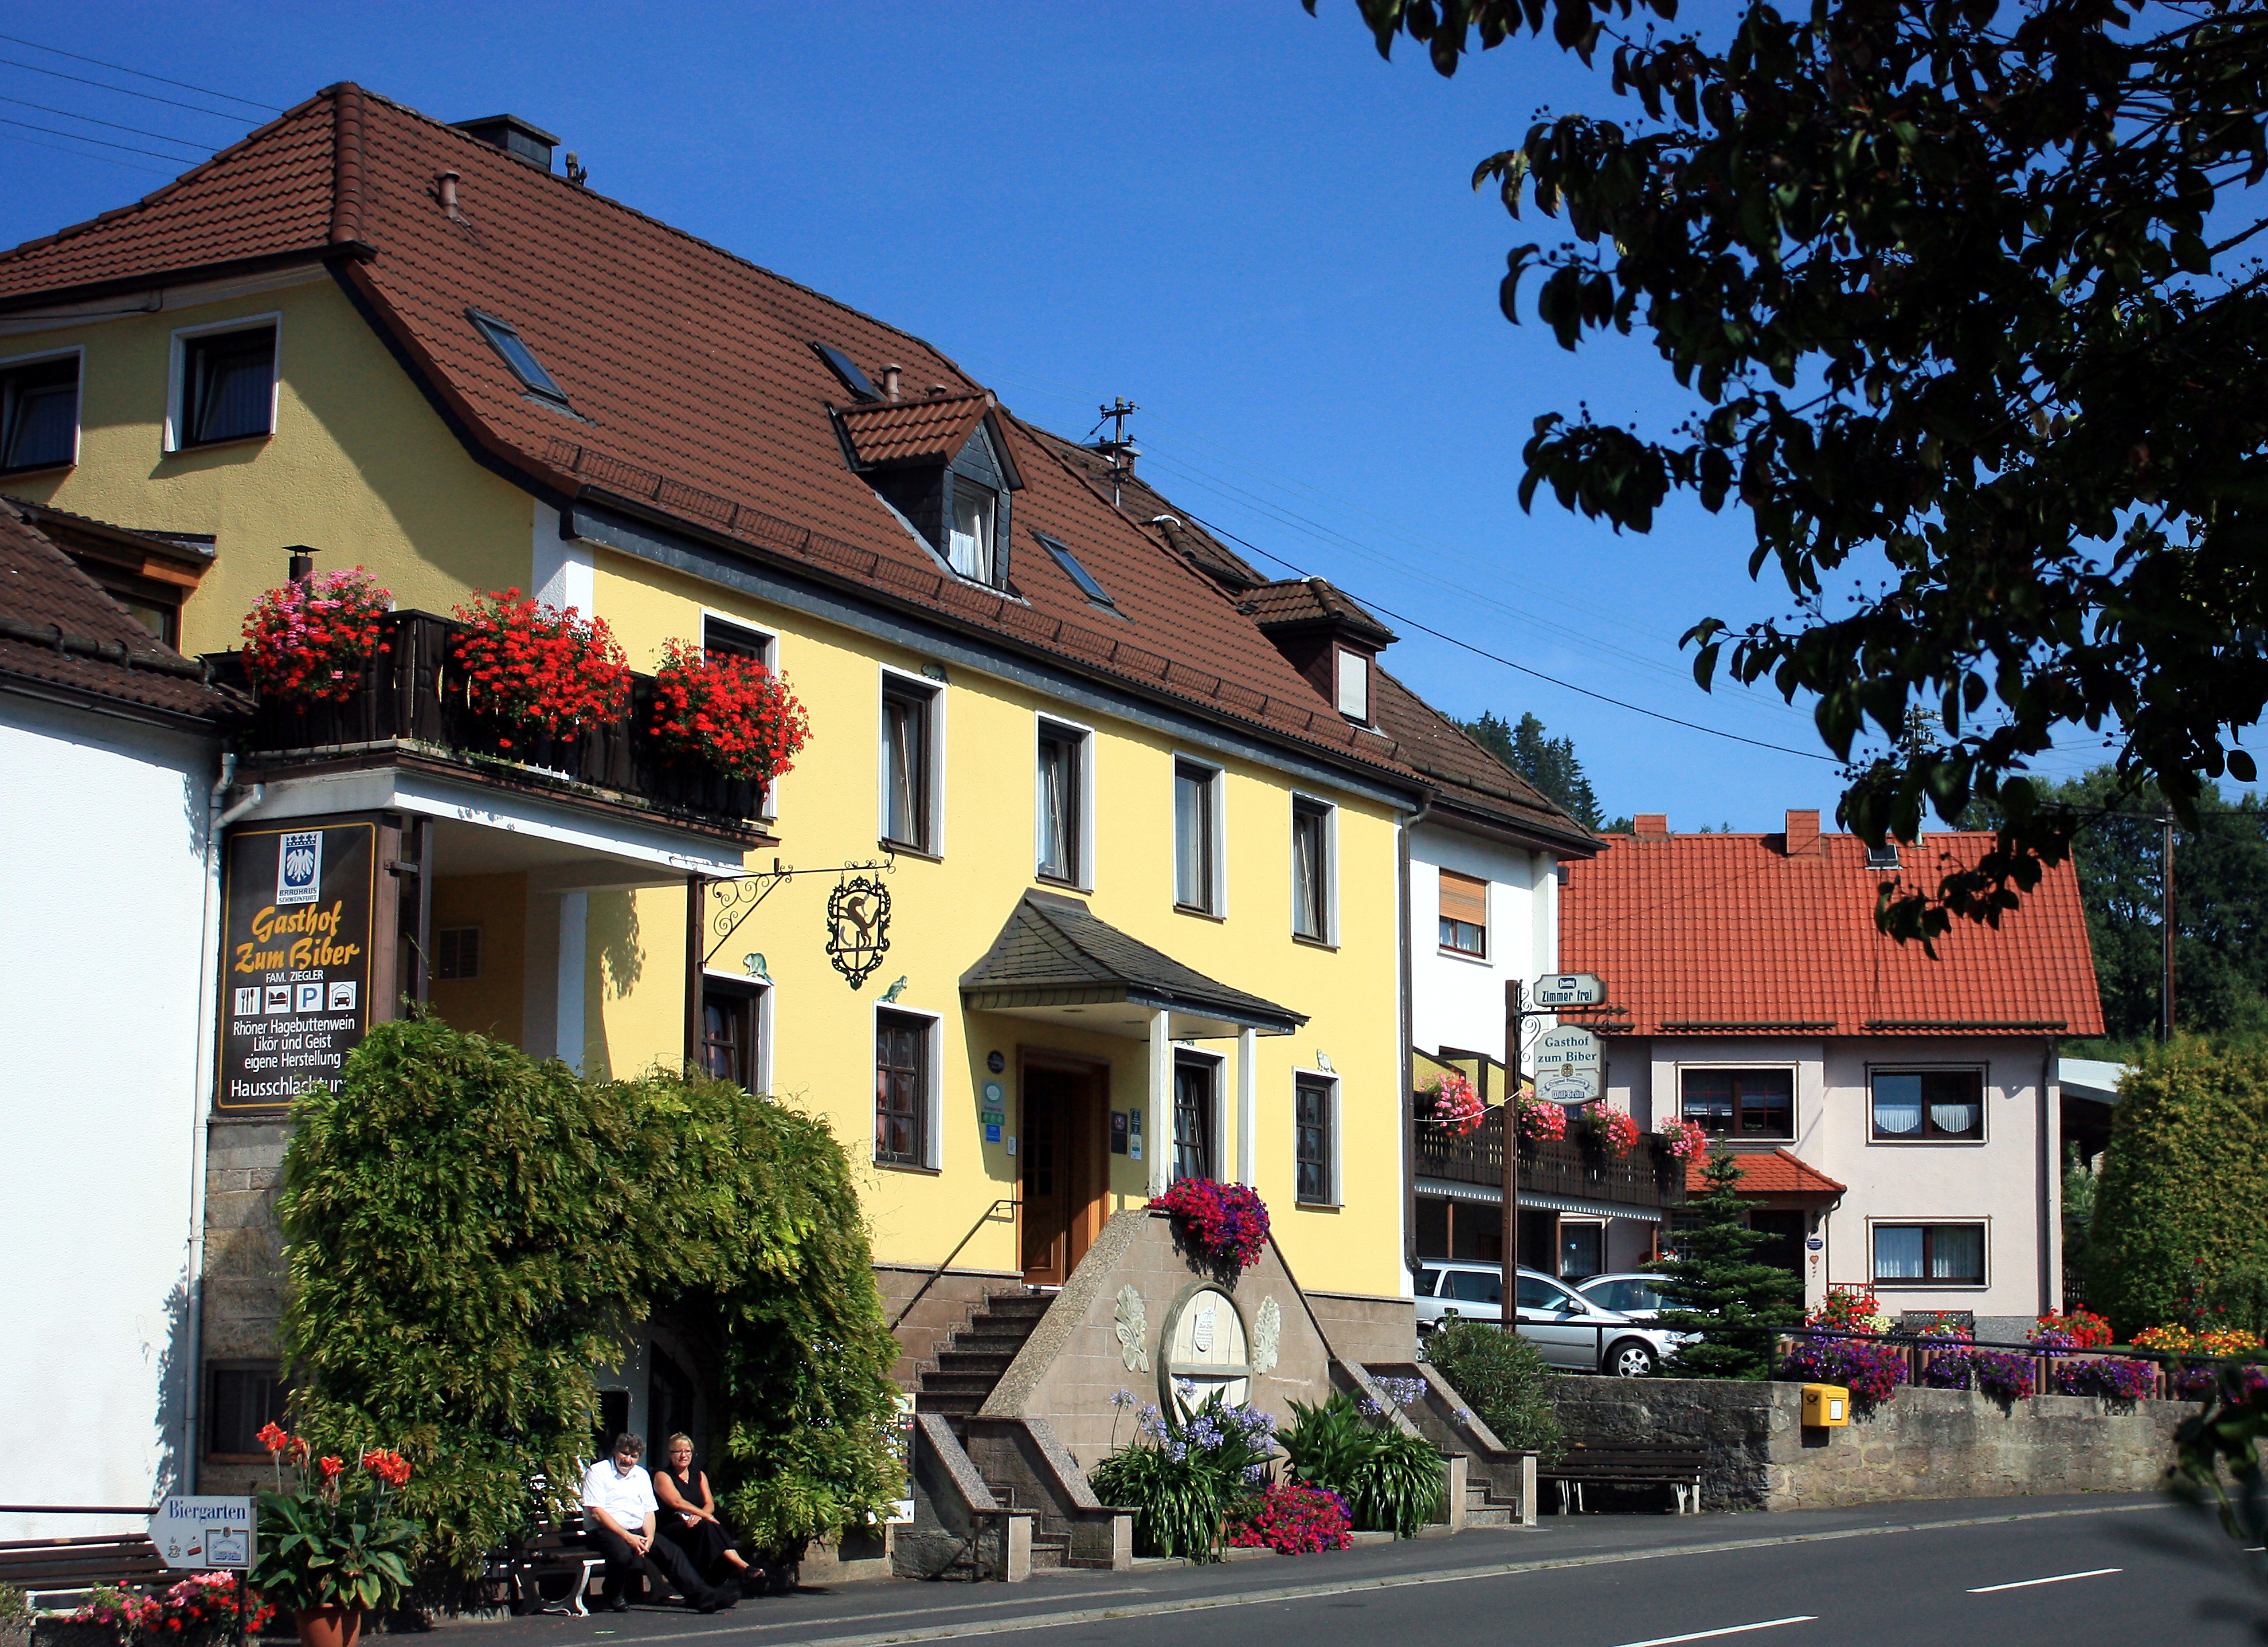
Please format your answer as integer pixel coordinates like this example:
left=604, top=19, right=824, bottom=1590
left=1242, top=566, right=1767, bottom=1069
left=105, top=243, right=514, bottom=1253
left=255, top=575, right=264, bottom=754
left=1461, top=1462, right=1523, bottom=1527
left=914, top=1286, right=1053, bottom=1418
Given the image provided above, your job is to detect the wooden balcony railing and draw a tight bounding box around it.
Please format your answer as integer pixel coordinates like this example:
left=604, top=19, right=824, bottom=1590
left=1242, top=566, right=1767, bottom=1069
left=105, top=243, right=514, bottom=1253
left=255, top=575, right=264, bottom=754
left=208, top=610, right=764, bottom=825
left=1414, top=1111, right=1686, bottom=1210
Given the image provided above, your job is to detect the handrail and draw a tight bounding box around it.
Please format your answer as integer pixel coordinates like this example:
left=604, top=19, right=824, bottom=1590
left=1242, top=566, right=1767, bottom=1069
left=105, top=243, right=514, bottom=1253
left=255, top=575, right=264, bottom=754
left=889, top=1197, right=1018, bottom=1331
left=0, top=1505, right=160, bottom=1516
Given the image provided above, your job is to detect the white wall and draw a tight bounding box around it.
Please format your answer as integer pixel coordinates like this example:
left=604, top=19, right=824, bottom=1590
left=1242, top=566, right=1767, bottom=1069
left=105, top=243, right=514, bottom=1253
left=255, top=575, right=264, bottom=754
left=1635, top=1035, right=2053, bottom=1327
left=1408, top=822, right=1553, bottom=1062
left=0, top=694, right=214, bottom=1534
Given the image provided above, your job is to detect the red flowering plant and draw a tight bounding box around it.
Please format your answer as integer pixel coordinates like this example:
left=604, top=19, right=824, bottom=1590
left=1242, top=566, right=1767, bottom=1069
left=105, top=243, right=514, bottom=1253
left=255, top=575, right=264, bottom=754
left=1807, top=1285, right=1891, bottom=1335
left=649, top=639, right=811, bottom=783
left=72, top=1571, right=278, bottom=1646
left=2030, top=1309, right=2114, bottom=1351
left=1417, top=1070, right=1485, bottom=1139
left=1148, top=1180, right=1271, bottom=1274
left=245, top=1423, right=420, bottom=1616
left=1578, top=1103, right=1643, bottom=1158
left=1654, top=1117, right=1711, bottom=1162
left=1516, top=1086, right=1567, bottom=1145
left=240, top=568, right=392, bottom=702
left=449, top=589, right=630, bottom=751
left=1228, top=1480, right=1353, bottom=1554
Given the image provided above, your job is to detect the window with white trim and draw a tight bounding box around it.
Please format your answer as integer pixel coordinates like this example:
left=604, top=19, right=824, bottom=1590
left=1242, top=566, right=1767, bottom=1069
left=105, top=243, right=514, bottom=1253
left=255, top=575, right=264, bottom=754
left=1036, top=718, right=1089, bottom=886
left=1870, top=1070, right=1983, bottom=1141
left=1335, top=648, right=1369, bottom=722
left=0, top=350, right=78, bottom=473
left=1291, top=797, right=1332, bottom=942
left=1295, top=1072, right=1336, bottom=1204
left=880, top=674, right=940, bottom=853
left=178, top=324, right=277, bottom=446
left=875, top=1008, right=934, bottom=1167
left=1438, top=868, right=1487, bottom=956
left=1173, top=759, right=1222, bottom=913
left=1872, top=1222, right=1986, bottom=1286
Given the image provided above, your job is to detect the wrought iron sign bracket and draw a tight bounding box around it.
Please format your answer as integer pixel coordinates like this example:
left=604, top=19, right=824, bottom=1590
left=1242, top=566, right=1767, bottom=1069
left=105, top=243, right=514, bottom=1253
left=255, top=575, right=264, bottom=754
left=702, top=852, right=895, bottom=966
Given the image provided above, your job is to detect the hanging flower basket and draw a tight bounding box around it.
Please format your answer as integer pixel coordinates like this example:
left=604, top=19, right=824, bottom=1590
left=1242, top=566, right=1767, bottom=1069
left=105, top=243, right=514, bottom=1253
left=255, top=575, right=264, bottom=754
left=1148, top=1180, right=1271, bottom=1273
left=1654, top=1116, right=1711, bottom=1162
left=649, top=639, right=812, bottom=782
left=449, top=588, right=629, bottom=751
left=1515, top=1086, right=1566, bottom=1145
left=1578, top=1102, right=1642, bottom=1158
left=1416, top=1070, right=1484, bottom=1138
left=240, top=569, right=392, bottom=702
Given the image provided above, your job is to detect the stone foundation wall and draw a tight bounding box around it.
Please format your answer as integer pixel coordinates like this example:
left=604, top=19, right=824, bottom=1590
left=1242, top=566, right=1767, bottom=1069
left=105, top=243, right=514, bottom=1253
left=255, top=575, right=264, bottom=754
left=1549, top=1376, right=2189, bottom=1511
left=1305, top=1290, right=1417, bottom=1366
left=197, top=1120, right=291, bottom=1495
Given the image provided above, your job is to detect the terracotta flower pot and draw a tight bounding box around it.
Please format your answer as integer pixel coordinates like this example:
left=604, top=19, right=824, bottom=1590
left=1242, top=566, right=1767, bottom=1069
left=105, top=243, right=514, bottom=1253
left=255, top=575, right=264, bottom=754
left=293, top=1606, right=363, bottom=1647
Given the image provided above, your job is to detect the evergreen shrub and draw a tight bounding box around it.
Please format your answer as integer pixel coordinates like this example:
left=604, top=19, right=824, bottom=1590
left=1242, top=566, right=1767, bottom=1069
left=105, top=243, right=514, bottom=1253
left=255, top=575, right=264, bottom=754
left=278, top=1017, right=901, bottom=1577
left=2085, top=1041, right=2268, bottom=1339
left=1651, top=1147, right=1803, bottom=1380
left=1421, top=1319, right=1563, bottom=1458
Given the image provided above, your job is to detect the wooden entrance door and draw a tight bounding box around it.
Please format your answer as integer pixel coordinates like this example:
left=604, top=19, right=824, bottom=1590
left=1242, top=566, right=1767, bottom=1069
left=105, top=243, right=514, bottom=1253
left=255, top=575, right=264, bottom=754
left=1020, top=1060, right=1105, bottom=1286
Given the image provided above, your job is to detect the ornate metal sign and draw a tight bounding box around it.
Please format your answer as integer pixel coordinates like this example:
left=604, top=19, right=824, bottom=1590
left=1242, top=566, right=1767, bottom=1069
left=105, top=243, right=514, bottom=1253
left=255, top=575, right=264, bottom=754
left=827, top=876, right=893, bottom=989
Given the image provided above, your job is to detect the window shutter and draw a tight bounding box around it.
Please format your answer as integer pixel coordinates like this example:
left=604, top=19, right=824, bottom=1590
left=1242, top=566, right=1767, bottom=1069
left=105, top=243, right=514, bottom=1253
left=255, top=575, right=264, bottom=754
left=1439, top=869, right=1488, bottom=927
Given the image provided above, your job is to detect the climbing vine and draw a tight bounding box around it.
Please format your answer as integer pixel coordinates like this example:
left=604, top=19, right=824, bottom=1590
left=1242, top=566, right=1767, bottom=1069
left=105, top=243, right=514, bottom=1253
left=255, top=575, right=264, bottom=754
left=277, top=1017, right=901, bottom=1577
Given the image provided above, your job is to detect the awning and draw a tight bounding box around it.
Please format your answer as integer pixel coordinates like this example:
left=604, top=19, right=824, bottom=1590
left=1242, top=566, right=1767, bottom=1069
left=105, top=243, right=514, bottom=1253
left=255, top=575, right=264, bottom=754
left=959, top=890, right=1306, bottom=1039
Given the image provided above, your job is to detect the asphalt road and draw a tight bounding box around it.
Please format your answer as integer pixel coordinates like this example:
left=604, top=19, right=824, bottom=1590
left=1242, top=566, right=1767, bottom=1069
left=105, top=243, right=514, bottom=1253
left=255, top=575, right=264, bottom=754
left=469, top=1496, right=2268, bottom=1647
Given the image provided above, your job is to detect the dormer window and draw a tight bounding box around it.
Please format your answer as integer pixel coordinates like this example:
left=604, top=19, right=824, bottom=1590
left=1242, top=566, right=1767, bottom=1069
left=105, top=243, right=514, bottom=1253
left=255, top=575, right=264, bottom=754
left=948, top=483, right=997, bottom=582
left=1336, top=647, right=1370, bottom=722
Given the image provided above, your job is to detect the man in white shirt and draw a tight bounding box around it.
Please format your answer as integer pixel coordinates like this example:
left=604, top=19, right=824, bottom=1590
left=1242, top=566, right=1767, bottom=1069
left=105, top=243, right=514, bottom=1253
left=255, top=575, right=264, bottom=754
left=580, top=1432, right=735, bottom=1613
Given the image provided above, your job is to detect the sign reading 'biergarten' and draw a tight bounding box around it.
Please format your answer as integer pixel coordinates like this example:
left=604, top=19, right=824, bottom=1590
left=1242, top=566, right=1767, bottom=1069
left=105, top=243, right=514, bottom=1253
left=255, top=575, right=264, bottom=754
left=218, top=819, right=375, bottom=1109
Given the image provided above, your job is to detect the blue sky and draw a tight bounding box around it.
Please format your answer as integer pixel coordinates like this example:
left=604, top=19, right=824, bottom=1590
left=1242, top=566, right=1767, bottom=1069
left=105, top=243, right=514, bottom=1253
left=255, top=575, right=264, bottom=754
left=0, top=3, right=2131, bottom=829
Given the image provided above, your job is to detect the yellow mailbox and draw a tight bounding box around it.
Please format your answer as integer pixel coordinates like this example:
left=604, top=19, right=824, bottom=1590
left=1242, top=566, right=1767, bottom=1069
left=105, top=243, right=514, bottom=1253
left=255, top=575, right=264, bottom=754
left=1801, top=1383, right=1850, bottom=1427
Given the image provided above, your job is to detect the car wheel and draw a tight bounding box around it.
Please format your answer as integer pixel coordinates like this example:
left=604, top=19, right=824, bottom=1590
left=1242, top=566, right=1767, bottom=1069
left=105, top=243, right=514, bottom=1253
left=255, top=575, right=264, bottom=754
left=1607, top=1337, right=1658, bottom=1378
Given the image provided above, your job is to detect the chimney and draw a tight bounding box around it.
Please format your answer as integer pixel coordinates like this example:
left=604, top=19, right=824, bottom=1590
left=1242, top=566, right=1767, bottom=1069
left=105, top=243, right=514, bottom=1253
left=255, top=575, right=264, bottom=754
left=435, top=170, right=461, bottom=216
left=1784, top=809, right=1821, bottom=855
left=1633, top=814, right=1670, bottom=839
left=450, top=113, right=561, bottom=171
left=880, top=365, right=902, bottom=402
left=286, top=546, right=316, bottom=583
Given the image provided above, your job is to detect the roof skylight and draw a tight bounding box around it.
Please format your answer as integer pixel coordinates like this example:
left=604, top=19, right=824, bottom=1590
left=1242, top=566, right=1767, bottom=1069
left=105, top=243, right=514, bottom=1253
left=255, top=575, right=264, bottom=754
left=813, top=342, right=879, bottom=401
left=468, top=311, right=567, bottom=404
left=1038, top=533, right=1115, bottom=608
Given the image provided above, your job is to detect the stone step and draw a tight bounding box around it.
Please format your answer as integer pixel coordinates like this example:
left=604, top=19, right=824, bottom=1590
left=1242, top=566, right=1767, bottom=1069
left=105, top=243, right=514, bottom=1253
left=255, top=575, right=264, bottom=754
left=967, top=1312, right=1046, bottom=1338
left=915, top=1390, right=983, bottom=1416
left=1463, top=1506, right=1514, bottom=1527
left=935, top=1350, right=1018, bottom=1376
left=1029, top=1538, right=1069, bottom=1570
left=948, top=1331, right=1032, bottom=1356
left=919, top=1370, right=1000, bottom=1395
left=980, top=1292, right=1055, bottom=1319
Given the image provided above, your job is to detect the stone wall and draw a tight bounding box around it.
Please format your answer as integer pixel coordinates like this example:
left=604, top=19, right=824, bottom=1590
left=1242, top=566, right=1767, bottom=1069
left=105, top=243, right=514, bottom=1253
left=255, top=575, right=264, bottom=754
left=197, top=1120, right=291, bottom=1495
left=1550, top=1376, right=2189, bottom=1511
left=1306, top=1290, right=1417, bottom=1366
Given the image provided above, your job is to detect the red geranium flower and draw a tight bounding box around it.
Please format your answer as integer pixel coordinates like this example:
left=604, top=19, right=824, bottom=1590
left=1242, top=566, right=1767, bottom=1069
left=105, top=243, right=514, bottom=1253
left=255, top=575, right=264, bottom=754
left=240, top=569, right=393, bottom=704
left=450, top=588, right=631, bottom=743
left=649, top=639, right=811, bottom=784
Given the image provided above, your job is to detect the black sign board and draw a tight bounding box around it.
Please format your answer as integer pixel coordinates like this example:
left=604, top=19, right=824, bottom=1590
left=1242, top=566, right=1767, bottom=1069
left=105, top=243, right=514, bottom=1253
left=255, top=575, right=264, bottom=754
left=218, top=820, right=376, bottom=1110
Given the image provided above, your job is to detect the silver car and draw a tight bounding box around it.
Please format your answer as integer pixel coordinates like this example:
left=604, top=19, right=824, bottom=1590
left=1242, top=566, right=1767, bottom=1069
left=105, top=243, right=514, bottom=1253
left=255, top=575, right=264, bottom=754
left=1412, top=1262, right=1677, bottom=1376
left=1575, top=1272, right=1670, bottom=1321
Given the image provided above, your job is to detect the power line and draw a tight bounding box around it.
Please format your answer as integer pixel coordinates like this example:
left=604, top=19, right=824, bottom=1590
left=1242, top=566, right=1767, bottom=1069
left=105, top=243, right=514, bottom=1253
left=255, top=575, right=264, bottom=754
left=0, top=91, right=212, bottom=150
left=0, top=52, right=259, bottom=122
left=0, top=110, right=200, bottom=162
left=0, top=30, right=278, bottom=112
left=1176, top=508, right=1844, bottom=765
left=0, top=126, right=169, bottom=176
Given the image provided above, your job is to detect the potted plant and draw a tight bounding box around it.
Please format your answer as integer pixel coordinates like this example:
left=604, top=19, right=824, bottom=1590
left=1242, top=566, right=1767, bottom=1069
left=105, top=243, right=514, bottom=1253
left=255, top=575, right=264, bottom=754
left=247, top=1423, right=420, bottom=1647
left=1514, top=1084, right=1566, bottom=1147
left=240, top=569, right=393, bottom=703
left=449, top=588, right=630, bottom=757
left=1147, top=1180, right=1271, bottom=1274
left=1577, top=1102, right=1642, bottom=1158
left=1416, top=1070, right=1484, bottom=1138
left=649, top=639, right=811, bottom=784
left=1653, top=1116, right=1710, bottom=1163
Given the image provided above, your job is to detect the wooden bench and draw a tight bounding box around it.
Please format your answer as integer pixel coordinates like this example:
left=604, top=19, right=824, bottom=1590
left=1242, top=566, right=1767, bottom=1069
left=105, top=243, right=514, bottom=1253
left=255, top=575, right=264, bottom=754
left=1537, top=1443, right=1709, bottom=1515
left=0, top=1532, right=194, bottom=1601
left=499, top=1519, right=608, bottom=1617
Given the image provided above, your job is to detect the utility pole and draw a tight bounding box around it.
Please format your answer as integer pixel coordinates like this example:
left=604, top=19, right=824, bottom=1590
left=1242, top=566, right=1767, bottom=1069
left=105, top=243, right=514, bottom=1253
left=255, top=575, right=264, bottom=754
left=1502, top=981, right=1523, bottom=1319
left=2161, top=812, right=2178, bottom=1043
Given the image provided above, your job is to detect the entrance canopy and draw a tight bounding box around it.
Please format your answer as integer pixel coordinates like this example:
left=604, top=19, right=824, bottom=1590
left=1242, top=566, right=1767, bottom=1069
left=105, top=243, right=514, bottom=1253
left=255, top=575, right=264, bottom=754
left=960, top=892, right=1304, bottom=1040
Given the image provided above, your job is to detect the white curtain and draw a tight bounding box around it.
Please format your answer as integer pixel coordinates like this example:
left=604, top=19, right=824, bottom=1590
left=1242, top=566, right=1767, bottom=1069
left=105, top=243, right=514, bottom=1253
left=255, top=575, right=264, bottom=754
left=1874, top=1226, right=1925, bottom=1280
left=1872, top=1074, right=1923, bottom=1135
left=948, top=488, right=993, bottom=581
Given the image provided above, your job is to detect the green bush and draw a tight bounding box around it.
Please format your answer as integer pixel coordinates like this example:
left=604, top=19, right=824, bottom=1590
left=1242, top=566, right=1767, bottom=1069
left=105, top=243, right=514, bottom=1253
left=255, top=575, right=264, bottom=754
left=1422, top=1321, right=1563, bottom=1460
left=279, top=1017, right=902, bottom=1576
left=1651, top=1147, right=1803, bottom=1380
left=1087, top=1389, right=1276, bottom=1560
left=1278, top=1393, right=1445, bottom=1537
left=0, top=1581, right=29, bottom=1631
left=2085, top=1041, right=2268, bottom=1339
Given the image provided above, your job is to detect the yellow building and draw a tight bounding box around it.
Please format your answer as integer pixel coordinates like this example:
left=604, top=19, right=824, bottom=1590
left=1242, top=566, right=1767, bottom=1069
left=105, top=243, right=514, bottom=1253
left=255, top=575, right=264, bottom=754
left=0, top=88, right=1557, bottom=1552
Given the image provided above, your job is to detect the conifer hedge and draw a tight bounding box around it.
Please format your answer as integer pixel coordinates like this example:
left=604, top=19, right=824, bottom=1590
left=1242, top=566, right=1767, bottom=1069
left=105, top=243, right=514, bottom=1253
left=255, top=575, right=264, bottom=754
left=2085, top=1041, right=2268, bottom=1341
left=276, top=1017, right=901, bottom=1577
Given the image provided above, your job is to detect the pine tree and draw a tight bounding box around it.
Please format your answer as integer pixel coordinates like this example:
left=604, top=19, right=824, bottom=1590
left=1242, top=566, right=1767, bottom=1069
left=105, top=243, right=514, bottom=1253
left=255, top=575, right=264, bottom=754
left=1460, top=710, right=1605, bottom=831
left=1649, top=1147, right=1804, bottom=1380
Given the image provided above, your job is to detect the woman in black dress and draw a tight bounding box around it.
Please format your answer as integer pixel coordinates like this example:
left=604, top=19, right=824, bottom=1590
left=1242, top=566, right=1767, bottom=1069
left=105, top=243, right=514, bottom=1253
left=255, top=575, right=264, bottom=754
left=652, top=1433, right=751, bottom=1587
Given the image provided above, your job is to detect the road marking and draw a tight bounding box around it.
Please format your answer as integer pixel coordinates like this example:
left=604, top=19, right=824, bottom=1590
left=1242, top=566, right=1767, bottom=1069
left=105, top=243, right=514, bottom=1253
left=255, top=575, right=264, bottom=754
left=1967, top=1567, right=2122, bottom=1593
left=1611, top=1621, right=1816, bottom=1647
left=612, top=1500, right=2167, bottom=1647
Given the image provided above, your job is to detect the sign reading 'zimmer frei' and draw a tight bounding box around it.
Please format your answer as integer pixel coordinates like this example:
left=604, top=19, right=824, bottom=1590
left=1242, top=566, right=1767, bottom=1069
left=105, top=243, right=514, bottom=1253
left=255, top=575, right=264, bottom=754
left=220, top=820, right=376, bottom=1109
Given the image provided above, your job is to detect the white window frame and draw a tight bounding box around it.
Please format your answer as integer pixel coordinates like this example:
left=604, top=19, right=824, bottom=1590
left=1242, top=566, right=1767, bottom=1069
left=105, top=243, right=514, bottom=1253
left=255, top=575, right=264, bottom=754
left=706, top=612, right=781, bottom=821
left=1033, top=712, right=1095, bottom=890
left=164, top=311, right=283, bottom=453
left=1334, top=647, right=1370, bottom=722
left=1292, top=1067, right=1341, bottom=1207
left=1289, top=792, right=1339, bottom=945
left=1172, top=755, right=1227, bottom=916
left=877, top=664, right=946, bottom=857
left=946, top=482, right=999, bottom=584
left=873, top=1001, right=944, bottom=1172
left=0, top=343, right=83, bottom=474
left=1864, top=1064, right=1989, bottom=1145
left=1435, top=865, right=1490, bottom=961
left=1172, top=1048, right=1226, bottom=1183
left=699, top=968, right=774, bottom=1096
left=1867, top=1217, right=1989, bottom=1290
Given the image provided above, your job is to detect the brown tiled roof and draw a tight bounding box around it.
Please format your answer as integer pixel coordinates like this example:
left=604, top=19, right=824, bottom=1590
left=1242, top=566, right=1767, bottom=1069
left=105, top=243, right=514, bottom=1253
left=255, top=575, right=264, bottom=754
left=837, top=393, right=996, bottom=469
left=1561, top=829, right=2104, bottom=1037
left=1371, top=665, right=1597, bottom=853
left=0, top=500, right=241, bottom=722
left=1689, top=1147, right=1846, bottom=1199
left=0, top=85, right=1431, bottom=784
left=1046, top=443, right=1270, bottom=590
left=1237, top=578, right=1396, bottom=647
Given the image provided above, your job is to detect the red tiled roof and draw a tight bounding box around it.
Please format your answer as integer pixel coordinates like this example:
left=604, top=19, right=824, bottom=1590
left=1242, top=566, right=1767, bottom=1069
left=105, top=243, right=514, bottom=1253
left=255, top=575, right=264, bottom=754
left=1370, top=665, right=1596, bottom=852
left=1690, top=1147, right=1846, bottom=1198
left=1237, top=577, right=1396, bottom=645
left=837, top=393, right=995, bottom=469
left=1560, top=828, right=2103, bottom=1037
left=0, top=86, right=1422, bottom=785
left=0, top=498, right=242, bottom=722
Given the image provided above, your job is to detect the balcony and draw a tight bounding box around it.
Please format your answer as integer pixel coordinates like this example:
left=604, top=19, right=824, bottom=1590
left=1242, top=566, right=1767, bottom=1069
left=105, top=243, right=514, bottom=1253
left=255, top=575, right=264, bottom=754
left=1414, top=1112, right=1686, bottom=1211
left=208, top=611, right=767, bottom=836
